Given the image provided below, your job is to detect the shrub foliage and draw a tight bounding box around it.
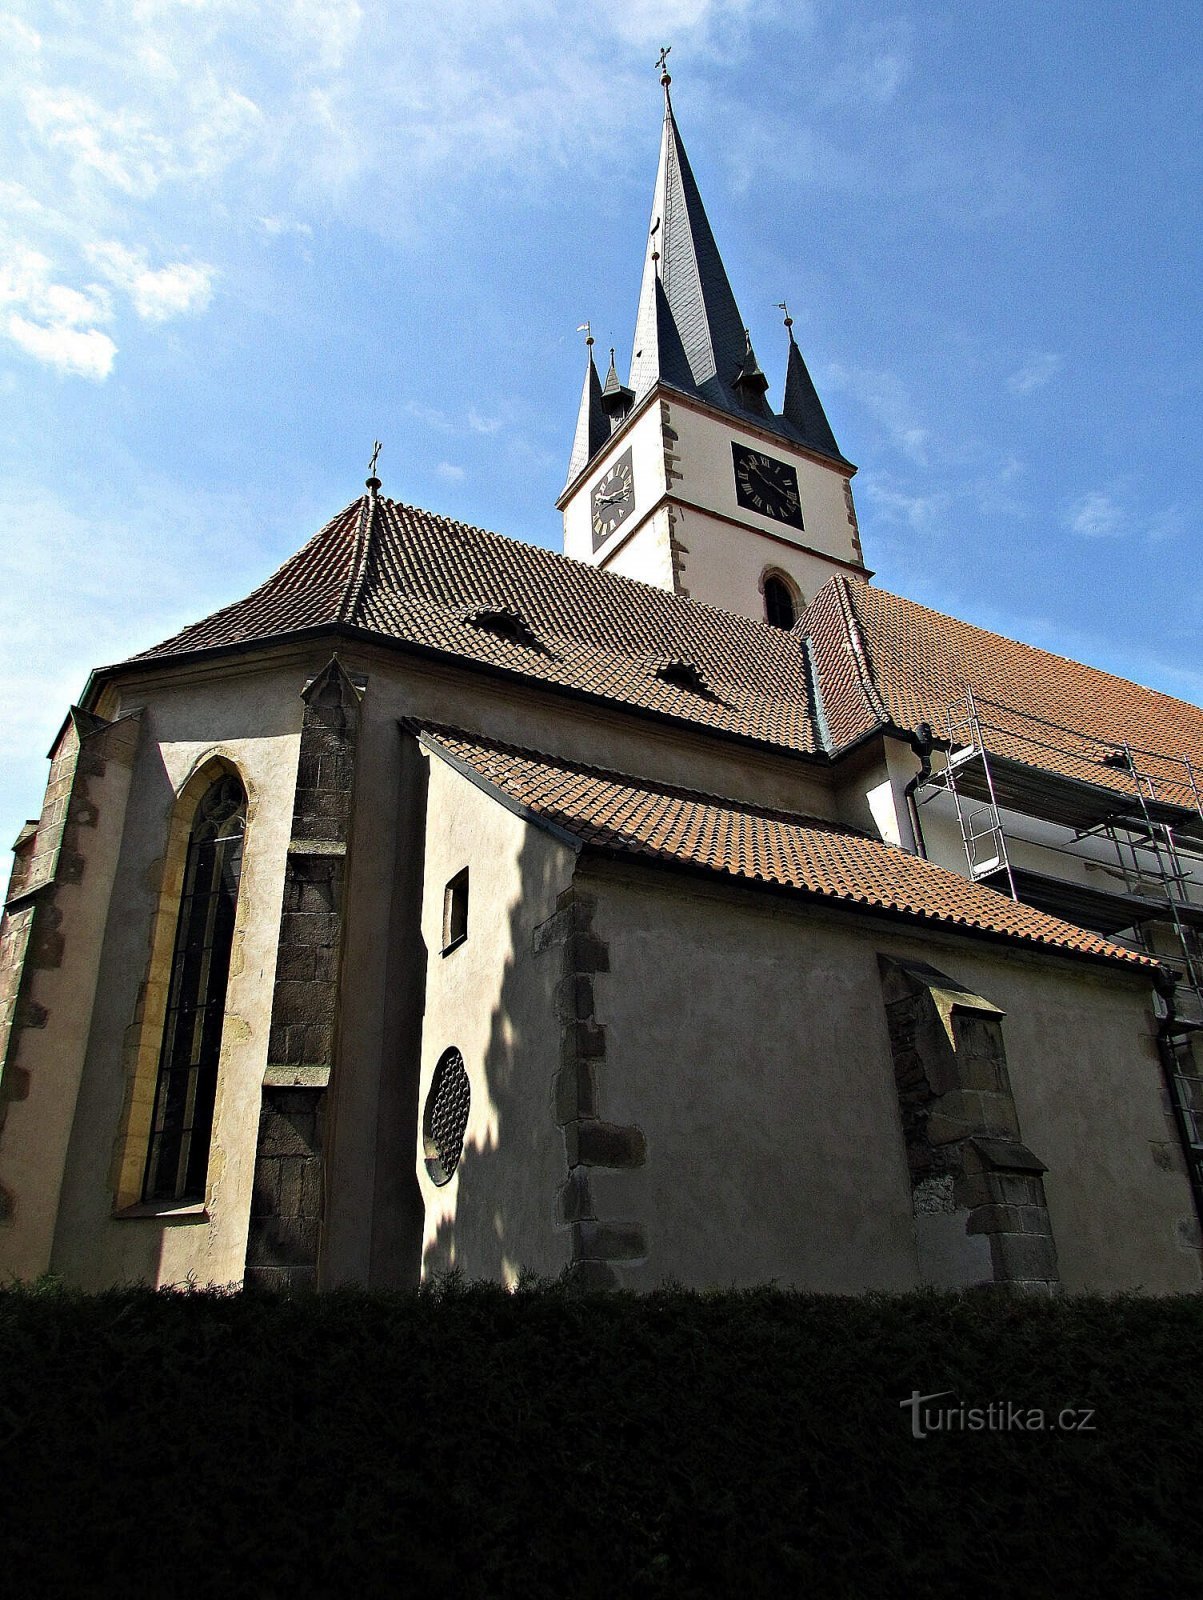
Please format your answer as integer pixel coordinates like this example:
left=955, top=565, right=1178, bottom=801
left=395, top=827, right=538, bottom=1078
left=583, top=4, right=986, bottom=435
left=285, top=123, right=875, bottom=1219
left=1, top=1280, right=1199, bottom=1597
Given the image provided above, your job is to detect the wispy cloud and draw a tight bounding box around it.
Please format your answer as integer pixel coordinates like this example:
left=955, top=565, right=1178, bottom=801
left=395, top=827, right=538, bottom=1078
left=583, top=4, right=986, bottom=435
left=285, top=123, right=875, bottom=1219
left=1066, top=489, right=1126, bottom=538
left=824, top=363, right=929, bottom=465
left=88, top=242, right=214, bottom=322
left=436, top=461, right=466, bottom=481
left=1008, top=351, right=1062, bottom=394
left=258, top=214, right=313, bottom=239
left=1064, top=486, right=1187, bottom=543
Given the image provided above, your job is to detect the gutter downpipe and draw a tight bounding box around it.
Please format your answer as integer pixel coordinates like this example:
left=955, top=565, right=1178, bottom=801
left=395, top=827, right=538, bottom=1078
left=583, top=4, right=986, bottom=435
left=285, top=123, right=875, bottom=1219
left=902, top=721, right=934, bottom=860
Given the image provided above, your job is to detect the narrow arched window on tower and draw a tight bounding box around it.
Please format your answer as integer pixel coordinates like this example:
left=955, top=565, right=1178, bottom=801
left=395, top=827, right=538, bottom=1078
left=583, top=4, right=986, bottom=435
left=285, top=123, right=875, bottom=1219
left=142, top=772, right=247, bottom=1203
left=763, top=573, right=797, bottom=630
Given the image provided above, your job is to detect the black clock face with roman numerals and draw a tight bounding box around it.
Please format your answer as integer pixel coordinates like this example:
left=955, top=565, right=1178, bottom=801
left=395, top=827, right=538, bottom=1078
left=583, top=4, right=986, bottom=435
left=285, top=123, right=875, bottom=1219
left=591, top=449, right=635, bottom=549
left=732, top=442, right=804, bottom=531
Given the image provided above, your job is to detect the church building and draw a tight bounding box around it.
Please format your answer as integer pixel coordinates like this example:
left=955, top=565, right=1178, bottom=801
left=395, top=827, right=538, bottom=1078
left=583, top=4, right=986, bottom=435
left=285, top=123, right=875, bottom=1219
left=2, top=70, right=1202, bottom=1296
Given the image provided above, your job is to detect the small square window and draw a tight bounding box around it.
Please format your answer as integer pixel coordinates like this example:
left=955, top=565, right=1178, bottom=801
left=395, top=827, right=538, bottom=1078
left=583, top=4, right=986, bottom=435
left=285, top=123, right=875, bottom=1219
left=442, top=868, right=469, bottom=954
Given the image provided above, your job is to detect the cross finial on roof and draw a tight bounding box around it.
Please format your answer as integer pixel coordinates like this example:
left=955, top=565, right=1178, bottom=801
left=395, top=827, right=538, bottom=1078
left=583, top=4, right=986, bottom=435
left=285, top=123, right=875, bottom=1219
left=656, top=44, right=671, bottom=90
left=366, top=439, right=382, bottom=497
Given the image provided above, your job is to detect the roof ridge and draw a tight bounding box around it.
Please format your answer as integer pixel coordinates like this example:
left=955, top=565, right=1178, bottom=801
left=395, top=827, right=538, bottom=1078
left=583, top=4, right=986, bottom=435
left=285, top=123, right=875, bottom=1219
left=416, top=719, right=864, bottom=835
left=338, top=492, right=377, bottom=625
left=833, top=576, right=890, bottom=726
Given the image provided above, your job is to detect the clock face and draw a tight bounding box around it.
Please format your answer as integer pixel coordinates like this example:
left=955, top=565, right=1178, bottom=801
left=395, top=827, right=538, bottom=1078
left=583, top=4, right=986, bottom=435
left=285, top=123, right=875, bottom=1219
left=732, top=443, right=804, bottom=531
left=591, top=449, right=635, bottom=550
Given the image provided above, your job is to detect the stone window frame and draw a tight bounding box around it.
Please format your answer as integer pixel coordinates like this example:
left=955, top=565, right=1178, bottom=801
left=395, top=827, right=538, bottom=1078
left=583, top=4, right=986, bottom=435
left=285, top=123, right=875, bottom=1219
left=759, top=567, right=803, bottom=630
left=442, top=867, right=469, bottom=956
left=112, top=751, right=256, bottom=1216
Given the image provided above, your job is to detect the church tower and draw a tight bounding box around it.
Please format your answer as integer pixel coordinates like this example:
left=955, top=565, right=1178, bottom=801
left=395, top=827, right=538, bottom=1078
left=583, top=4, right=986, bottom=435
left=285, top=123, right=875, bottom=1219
left=559, top=64, right=867, bottom=627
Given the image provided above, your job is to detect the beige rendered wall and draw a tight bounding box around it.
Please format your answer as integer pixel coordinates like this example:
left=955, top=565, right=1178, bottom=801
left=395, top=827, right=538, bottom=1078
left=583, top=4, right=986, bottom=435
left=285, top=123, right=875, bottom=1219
left=414, top=752, right=576, bottom=1284
left=47, top=662, right=302, bottom=1288
left=578, top=860, right=1199, bottom=1294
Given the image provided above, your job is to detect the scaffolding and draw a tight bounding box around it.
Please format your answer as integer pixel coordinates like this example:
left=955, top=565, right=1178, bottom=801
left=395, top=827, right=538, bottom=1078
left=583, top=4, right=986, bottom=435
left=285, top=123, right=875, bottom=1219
left=916, top=685, right=1203, bottom=1208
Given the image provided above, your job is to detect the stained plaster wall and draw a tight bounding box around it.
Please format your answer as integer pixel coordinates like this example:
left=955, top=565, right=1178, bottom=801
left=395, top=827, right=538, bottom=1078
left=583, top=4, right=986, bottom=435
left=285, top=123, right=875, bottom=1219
left=47, top=663, right=301, bottom=1288
left=20, top=634, right=844, bottom=1288
left=413, top=752, right=576, bottom=1285
left=576, top=859, right=1199, bottom=1294
left=0, top=712, right=141, bottom=1280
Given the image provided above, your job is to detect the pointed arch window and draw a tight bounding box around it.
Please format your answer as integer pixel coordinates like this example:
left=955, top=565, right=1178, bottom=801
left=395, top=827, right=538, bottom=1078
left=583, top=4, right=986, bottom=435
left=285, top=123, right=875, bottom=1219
left=763, top=573, right=798, bottom=631
left=142, top=773, right=247, bottom=1204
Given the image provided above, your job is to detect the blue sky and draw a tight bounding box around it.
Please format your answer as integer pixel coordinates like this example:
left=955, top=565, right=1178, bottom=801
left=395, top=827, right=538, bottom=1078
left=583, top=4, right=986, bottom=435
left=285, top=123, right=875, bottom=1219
left=2, top=0, right=1201, bottom=855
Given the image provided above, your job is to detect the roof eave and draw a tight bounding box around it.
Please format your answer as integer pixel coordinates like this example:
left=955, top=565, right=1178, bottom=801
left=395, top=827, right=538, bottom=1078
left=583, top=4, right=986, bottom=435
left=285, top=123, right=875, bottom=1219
left=88, top=620, right=833, bottom=768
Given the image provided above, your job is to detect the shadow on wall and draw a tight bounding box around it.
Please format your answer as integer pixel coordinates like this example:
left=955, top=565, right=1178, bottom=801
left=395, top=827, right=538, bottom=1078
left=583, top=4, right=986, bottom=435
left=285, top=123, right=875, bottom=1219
left=419, top=812, right=577, bottom=1287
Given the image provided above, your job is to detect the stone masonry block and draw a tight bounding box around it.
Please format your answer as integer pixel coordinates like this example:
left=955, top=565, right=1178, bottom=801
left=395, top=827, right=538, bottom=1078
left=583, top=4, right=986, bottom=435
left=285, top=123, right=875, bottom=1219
left=989, top=1231, right=1058, bottom=1284
left=573, top=1220, right=647, bottom=1263
left=566, top=1120, right=646, bottom=1169
left=554, top=1059, right=598, bottom=1125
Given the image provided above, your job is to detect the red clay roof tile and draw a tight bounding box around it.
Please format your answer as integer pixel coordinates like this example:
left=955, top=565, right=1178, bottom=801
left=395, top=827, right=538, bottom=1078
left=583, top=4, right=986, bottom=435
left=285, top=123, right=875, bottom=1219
left=420, top=723, right=1156, bottom=972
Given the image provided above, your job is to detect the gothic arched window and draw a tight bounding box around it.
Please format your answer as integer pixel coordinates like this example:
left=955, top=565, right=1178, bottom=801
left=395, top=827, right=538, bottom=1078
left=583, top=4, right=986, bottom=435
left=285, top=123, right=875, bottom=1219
left=142, top=772, right=247, bottom=1203
left=763, top=573, right=798, bottom=630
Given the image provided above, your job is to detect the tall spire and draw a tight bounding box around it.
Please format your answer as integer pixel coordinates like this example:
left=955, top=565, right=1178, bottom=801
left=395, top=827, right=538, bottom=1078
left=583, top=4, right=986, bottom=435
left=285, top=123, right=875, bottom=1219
left=565, top=330, right=608, bottom=485
left=781, top=312, right=844, bottom=463
left=628, top=64, right=750, bottom=412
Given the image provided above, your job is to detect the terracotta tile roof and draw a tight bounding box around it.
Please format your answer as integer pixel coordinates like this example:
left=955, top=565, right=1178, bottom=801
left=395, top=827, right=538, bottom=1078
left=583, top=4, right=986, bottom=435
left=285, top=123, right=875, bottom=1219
left=127, top=491, right=1203, bottom=815
left=133, top=494, right=823, bottom=755
left=419, top=723, right=1156, bottom=972
left=803, top=577, right=1203, bottom=813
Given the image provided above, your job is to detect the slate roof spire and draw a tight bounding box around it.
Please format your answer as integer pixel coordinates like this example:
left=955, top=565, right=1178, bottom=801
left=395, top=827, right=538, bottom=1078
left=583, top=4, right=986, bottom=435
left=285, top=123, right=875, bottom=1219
left=781, top=313, right=844, bottom=463
left=565, top=329, right=608, bottom=486
left=628, top=67, right=750, bottom=412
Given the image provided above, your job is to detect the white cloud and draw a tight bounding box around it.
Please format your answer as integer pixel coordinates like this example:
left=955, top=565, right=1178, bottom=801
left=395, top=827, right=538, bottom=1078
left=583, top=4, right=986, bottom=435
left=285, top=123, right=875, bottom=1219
left=1009, top=351, right=1063, bottom=394
left=0, top=244, right=116, bottom=376
left=89, top=242, right=214, bottom=321
left=436, top=461, right=466, bottom=481
left=1067, top=490, right=1125, bottom=538
left=6, top=315, right=115, bottom=379
left=467, top=409, right=502, bottom=435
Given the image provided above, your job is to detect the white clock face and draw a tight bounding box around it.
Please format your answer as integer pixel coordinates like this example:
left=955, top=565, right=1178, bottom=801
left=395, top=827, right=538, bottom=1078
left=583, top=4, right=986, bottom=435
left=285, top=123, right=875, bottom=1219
left=591, top=449, right=635, bottom=549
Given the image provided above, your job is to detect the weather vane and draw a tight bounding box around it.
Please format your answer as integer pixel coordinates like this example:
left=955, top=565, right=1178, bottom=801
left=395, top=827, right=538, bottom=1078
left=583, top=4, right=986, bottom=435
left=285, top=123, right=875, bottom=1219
left=776, top=301, right=794, bottom=331
left=576, top=321, right=594, bottom=347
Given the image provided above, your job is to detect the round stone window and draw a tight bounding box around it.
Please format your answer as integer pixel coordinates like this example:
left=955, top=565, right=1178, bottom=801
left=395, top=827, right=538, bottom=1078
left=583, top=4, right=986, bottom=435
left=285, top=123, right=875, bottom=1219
left=423, top=1047, right=470, bottom=1186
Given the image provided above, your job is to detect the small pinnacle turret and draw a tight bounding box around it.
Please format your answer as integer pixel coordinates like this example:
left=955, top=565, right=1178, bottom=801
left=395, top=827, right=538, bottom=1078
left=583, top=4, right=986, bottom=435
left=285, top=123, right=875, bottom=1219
left=782, top=323, right=844, bottom=464
left=566, top=335, right=608, bottom=486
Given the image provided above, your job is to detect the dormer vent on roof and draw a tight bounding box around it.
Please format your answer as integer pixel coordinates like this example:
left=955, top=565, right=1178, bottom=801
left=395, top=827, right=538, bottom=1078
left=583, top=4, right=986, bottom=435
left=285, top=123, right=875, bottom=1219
left=465, top=606, right=541, bottom=648
left=655, top=657, right=709, bottom=693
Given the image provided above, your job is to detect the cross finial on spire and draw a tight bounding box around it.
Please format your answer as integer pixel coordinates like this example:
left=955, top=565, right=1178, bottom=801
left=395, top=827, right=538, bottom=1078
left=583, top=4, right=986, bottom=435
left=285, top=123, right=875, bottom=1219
left=366, top=439, right=382, bottom=497
left=656, top=44, right=671, bottom=90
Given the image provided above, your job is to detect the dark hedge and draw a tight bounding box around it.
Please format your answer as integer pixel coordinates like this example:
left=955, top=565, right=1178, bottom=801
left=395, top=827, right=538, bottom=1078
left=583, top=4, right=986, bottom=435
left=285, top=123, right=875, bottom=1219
left=1, top=1279, right=1199, bottom=1599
